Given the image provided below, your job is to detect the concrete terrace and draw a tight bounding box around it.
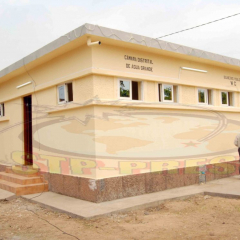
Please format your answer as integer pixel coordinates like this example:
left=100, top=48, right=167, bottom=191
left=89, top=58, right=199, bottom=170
left=1, top=175, right=240, bottom=219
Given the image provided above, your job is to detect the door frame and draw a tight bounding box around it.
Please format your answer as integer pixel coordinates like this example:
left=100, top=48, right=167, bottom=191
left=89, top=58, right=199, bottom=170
left=23, top=95, right=33, bottom=165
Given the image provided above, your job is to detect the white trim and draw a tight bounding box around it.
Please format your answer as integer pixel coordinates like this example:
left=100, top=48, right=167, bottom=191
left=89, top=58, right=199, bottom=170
left=0, top=104, right=3, bottom=117
left=181, top=67, right=207, bottom=73
left=197, top=88, right=208, bottom=104
left=162, top=84, right=174, bottom=102
left=57, top=82, right=73, bottom=104
left=16, top=81, right=32, bottom=89
left=57, top=84, right=66, bottom=104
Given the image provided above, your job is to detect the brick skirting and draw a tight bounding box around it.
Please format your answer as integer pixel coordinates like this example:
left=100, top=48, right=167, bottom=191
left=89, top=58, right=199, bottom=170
left=0, top=160, right=239, bottom=203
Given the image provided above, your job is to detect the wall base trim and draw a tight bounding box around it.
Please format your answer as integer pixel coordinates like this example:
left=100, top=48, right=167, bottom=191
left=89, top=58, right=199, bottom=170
left=0, top=160, right=239, bottom=203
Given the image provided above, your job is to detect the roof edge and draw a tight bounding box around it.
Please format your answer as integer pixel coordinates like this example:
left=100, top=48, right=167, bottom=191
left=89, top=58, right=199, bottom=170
left=1, top=23, right=240, bottom=79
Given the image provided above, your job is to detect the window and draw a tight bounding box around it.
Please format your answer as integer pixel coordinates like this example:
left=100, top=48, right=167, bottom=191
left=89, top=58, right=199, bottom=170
left=119, top=80, right=131, bottom=99
left=163, top=84, right=173, bottom=102
left=198, top=89, right=207, bottom=104
left=221, top=91, right=228, bottom=105
left=57, top=82, right=73, bottom=104
left=198, top=89, right=213, bottom=105
left=119, top=80, right=142, bottom=100
left=158, top=84, right=178, bottom=103
left=0, top=103, right=4, bottom=117
left=221, top=91, right=234, bottom=106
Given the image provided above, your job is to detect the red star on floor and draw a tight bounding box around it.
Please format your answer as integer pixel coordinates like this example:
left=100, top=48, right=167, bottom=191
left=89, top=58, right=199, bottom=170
left=182, top=141, right=200, bottom=147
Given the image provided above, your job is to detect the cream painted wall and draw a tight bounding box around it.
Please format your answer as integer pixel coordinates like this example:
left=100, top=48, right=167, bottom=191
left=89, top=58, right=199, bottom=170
left=1, top=37, right=240, bottom=179
left=93, top=105, right=240, bottom=179
left=30, top=105, right=97, bottom=178
left=92, top=43, right=240, bottom=92
left=92, top=75, right=115, bottom=100
left=180, top=85, right=196, bottom=105
left=0, top=98, right=23, bottom=166
left=0, top=45, right=92, bottom=103
left=33, top=86, right=57, bottom=107
left=144, top=81, right=156, bottom=102
left=74, top=75, right=94, bottom=103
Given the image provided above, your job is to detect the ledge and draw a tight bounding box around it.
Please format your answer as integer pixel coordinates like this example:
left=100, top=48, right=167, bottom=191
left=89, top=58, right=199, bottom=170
left=0, top=117, right=9, bottom=122
left=45, top=100, right=240, bottom=114
left=46, top=103, right=87, bottom=113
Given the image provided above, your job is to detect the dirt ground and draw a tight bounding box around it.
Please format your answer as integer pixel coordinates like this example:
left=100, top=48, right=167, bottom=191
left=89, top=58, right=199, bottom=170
left=1, top=195, right=240, bottom=240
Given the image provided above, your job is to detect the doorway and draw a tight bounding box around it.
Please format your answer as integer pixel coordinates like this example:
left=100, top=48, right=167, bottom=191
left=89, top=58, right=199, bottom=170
left=23, top=95, right=33, bottom=165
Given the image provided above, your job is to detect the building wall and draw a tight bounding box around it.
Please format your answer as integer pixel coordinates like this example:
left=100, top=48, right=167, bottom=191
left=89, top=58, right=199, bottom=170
left=0, top=39, right=240, bottom=201
left=0, top=98, right=23, bottom=167
left=74, top=75, right=94, bottom=103
left=0, top=44, right=92, bottom=103
left=91, top=43, right=240, bottom=91
left=0, top=44, right=94, bottom=175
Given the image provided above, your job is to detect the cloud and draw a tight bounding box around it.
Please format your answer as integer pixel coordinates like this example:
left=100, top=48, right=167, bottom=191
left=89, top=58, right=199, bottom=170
left=47, top=0, right=240, bottom=59
left=0, top=1, right=53, bottom=70
left=162, top=2, right=240, bottom=58
left=6, top=0, right=30, bottom=5
left=0, top=0, right=240, bottom=70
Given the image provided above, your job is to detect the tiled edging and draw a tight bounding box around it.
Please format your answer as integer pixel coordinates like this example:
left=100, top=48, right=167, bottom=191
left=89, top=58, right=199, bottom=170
left=39, top=167, right=200, bottom=203
left=0, top=160, right=239, bottom=203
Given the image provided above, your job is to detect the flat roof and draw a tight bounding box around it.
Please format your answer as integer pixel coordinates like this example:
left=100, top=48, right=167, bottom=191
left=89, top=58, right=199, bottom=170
left=1, top=23, right=240, bottom=79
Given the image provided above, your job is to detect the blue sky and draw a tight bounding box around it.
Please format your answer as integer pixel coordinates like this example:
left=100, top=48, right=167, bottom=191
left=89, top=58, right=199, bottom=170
left=0, top=0, right=240, bottom=70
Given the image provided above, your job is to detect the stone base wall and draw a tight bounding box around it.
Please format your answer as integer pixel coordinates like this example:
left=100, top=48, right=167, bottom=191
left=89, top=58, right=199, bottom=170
left=0, top=160, right=239, bottom=203
left=0, top=164, right=7, bottom=172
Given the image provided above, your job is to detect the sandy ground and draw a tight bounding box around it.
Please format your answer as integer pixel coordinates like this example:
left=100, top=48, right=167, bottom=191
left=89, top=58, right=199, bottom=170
left=1, top=195, right=240, bottom=240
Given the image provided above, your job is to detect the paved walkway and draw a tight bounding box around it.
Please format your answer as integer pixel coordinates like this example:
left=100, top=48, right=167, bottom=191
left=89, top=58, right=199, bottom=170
left=0, top=189, right=15, bottom=200
left=1, top=176, right=240, bottom=219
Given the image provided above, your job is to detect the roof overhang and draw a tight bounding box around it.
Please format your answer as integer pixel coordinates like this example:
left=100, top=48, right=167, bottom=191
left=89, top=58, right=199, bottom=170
left=1, top=23, right=240, bottom=83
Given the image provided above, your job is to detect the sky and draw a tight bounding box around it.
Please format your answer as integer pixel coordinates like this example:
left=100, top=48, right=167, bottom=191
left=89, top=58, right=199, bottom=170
left=0, top=0, right=240, bottom=71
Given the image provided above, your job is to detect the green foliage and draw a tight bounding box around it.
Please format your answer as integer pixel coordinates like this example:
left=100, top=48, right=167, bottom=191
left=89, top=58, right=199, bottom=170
left=120, top=89, right=130, bottom=97
left=164, top=87, right=172, bottom=100
left=120, top=81, right=130, bottom=97
left=222, top=92, right=227, bottom=104
left=199, top=91, right=205, bottom=102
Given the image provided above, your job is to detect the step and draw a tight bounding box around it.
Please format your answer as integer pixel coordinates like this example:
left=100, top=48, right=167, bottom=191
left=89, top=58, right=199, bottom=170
left=0, top=172, right=43, bottom=185
left=5, top=166, right=39, bottom=176
left=0, top=179, right=48, bottom=196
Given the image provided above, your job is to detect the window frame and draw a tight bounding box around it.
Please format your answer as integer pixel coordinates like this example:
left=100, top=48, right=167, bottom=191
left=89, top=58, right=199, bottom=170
left=197, top=88, right=208, bottom=105
left=221, top=91, right=229, bottom=106
left=162, top=84, right=174, bottom=103
left=118, top=79, right=143, bottom=101
left=57, top=82, right=73, bottom=104
left=119, top=79, right=132, bottom=100
left=0, top=103, right=4, bottom=117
